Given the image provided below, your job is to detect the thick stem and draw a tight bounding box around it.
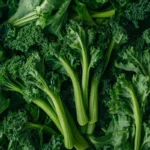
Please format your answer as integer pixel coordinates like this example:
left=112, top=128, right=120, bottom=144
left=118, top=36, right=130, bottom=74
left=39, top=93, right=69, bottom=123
left=87, top=78, right=99, bottom=134
left=32, top=98, right=62, bottom=134
left=7, top=82, right=23, bottom=94
left=4, top=81, right=73, bottom=148
left=58, top=57, right=88, bottom=126
left=77, top=34, right=89, bottom=112
left=42, top=88, right=74, bottom=149
left=86, top=123, right=95, bottom=135
left=87, top=40, right=115, bottom=134
left=10, top=11, right=38, bottom=27
left=81, top=50, right=89, bottom=112
left=8, top=11, right=36, bottom=24
left=129, top=86, right=142, bottom=150
left=104, top=40, right=115, bottom=71
left=13, top=15, right=38, bottom=26
left=64, top=106, right=89, bottom=150
left=89, top=78, right=99, bottom=124
left=91, top=9, right=115, bottom=18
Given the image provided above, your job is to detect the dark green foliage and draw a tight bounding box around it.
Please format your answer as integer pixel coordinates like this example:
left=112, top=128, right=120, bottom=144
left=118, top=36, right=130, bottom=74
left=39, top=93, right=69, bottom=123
left=2, top=109, right=28, bottom=141
left=0, top=0, right=150, bottom=150
left=1, top=109, right=36, bottom=149
left=42, top=135, right=64, bottom=150
left=89, top=115, right=131, bottom=150
left=4, top=23, right=48, bottom=52
left=125, top=0, right=150, bottom=21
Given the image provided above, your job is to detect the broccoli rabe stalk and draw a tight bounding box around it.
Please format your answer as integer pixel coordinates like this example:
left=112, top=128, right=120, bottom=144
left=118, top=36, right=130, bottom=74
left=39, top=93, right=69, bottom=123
left=0, top=56, right=61, bottom=133
left=87, top=40, right=115, bottom=134
left=0, top=77, right=62, bottom=135
left=0, top=54, right=74, bottom=149
left=65, top=21, right=103, bottom=115
left=19, top=53, right=74, bottom=149
left=63, top=21, right=112, bottom=131
left=88, top=73, right=149, bottom=150
left=32, top=99, right=62, bottom=134
left=2, top=108, right=60, bottom=150
left=65, top=21, right=90, bottom=113
left=90, top=9, right=115, bottom=18
left=64, top=105, right=89, bottom=149
left=44, top=42, right=88, bottom=126
left=87, top=22, right=128, bottom=134
left=55, top=56, right=88, bottom=126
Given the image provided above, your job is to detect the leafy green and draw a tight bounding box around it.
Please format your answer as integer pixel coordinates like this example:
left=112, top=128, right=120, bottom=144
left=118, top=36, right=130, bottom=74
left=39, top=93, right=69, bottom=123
left=8, top=0, right=70, bottom=38
left=74, top=0, right=95, bottom=25
left=125, top=0, right=150, bottom=21
left=110, top=74, right=149, bottom=150
left=89, top=115, right=131, bottom=150
left=42, top=135, right=63, bottom=150
left=4, top=23, right=48, bottom=52
left=115, top=47, right=150, bottom=77
left=45, top=0, right=71, bottom=38
left=141, top=122, right=150, bottom=150
left=1, top=0, right=150, bottom=149
left=8, top=0, right=41, bottom=23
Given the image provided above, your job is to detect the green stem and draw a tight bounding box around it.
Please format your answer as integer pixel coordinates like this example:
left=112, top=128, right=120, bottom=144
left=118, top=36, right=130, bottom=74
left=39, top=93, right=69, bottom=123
left=87, top=78, right=99, bottom=134
left=42, top=87, right=74, bottom=149
left=87, top=40, right=115, bottom=134
left=9, top=11, right=38, bottom=27
left=89, top=78, right=99, bottom=124
left=8, top=11, right=36, bottom=24
left=24, top=122, right=59, bottom=136
left=6, top=82, right=23, bottom=94
left=81, top=48, right=89, bottom=112
left=58, top=57, right=88, bottom=126
left=64, top=106, right=89, bottom=150
left=14, top=11, right=37, bottom=22
left=13, top=15, right=38, bottom=27
left=32, top=98, right=62, bottom=134
left=74, top=32, right=89, bottom=112
left=128, top=85, right=142, bottom=150
left=4, top=81, right=73, bottom=148
left=104, top=40, right=115, bottom=71
left=77, top=33, right=89, bottom=112
left=86, top=123, right=95, bottom=135
left=91, top=9, right=115, bottom=18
